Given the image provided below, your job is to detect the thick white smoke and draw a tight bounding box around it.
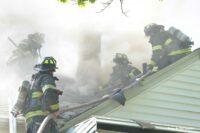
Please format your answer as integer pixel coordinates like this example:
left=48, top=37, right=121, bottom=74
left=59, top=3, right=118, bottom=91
left=0, top=0, right=200, bottom=105
left=75, top=27, right=101, bottom=95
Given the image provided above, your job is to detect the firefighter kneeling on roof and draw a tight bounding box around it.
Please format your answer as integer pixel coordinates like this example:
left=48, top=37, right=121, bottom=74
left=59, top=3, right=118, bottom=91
left=144, top=23, right=194, bottom=71
left=11, top=56, right=63, bottom=133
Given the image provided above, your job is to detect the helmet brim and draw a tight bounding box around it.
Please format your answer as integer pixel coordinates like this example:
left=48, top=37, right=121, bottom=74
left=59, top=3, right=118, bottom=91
left=33, top=64, right=58, bottom=72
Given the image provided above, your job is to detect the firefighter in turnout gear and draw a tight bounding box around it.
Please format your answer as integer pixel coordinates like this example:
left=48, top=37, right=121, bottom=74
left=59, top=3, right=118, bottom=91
left=109, top=53, right=141, bottom=88
left=144, top=23, right=193, bottom=70
left=7, top=32, right=44, bottom=65
left=24, top=56, right=62, bottom=133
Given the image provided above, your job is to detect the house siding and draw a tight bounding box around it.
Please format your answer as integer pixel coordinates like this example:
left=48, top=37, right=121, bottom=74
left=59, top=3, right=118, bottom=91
left=105, top=59, right=200, bottom=128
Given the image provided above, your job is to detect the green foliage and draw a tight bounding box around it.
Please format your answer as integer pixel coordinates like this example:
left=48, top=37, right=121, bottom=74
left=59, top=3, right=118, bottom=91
left=58, top=0, right=96, bottom=7
left=78, top=0, right=87, bottom=7
left=59, top=0, right=69, bottom=3
left=77, top=0, right=97, bottom=7
left=89, top=0, right=96, bottom=3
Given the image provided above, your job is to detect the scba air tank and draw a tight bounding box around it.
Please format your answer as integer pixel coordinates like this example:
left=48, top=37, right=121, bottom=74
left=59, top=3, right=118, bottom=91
left=168, top=26, right=192, bottom=44
left=12, top=80, right=31, bottom=116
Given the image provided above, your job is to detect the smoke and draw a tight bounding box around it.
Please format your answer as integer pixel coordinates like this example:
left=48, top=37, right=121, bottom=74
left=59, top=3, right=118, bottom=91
left=0, top=0, right=200, bottom=105
left=76, top=27, right=101, bottom=95
left=100, top=23, right=152, bottom=84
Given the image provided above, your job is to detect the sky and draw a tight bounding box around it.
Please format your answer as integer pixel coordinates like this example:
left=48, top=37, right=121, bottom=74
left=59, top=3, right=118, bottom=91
left=0, top=0, right=200, bottom=101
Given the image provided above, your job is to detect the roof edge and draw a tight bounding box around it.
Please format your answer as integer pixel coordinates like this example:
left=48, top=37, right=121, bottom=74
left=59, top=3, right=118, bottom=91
left=59, top=48, right=200, bottom=132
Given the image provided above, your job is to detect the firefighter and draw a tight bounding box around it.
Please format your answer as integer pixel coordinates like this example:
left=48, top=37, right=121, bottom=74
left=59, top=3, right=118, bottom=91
left=7, top=32, right=44, bottom=65
left=144, top=23, right=193, bottom=70
left=23, top=56, right=62, bottom=133
left=17, top=32, right=44, bottom=57
left=109, top=53, right=141, bottom=88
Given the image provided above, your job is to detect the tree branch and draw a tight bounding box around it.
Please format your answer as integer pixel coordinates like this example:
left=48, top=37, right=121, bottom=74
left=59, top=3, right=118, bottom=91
left=96, top=0, right=114, bottom=13
left=97, top=0, right=128, bottom=17
left=120, top=0, right=129, bottom=17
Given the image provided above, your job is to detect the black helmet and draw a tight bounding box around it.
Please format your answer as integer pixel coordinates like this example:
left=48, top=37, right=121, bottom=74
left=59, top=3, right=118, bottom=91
left=144, top=23, right=164, bottom=36
left=28, top=32, right=45, bottom=44
left=34, top=56, right=58, bottom=72
left=113, top=53, right=129, bottom=64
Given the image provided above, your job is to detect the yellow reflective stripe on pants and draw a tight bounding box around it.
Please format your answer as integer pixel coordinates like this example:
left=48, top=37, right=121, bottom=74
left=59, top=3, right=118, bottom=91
left=152, top=45, right=162, bottom=51
left=25, top=110, right=49, bottom=120
left=50, top=103, right=59, bottom=111
left=164, top=38, right=173, bottom=46
left=168, top=48, right=191, bottom=56
left=42, top=84, right=57, bottom=92
left=32, top=91, right=43, bottom=98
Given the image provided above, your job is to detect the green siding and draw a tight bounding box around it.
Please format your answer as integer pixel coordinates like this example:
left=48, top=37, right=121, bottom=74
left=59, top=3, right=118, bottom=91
left=60, top=48, right=200, bottom=131
left=105, top=58, right=200, bottom=128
